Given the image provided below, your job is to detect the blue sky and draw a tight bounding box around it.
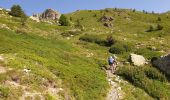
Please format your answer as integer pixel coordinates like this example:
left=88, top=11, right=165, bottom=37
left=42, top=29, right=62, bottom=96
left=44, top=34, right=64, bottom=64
left=0, top=0, right=170, bottom=15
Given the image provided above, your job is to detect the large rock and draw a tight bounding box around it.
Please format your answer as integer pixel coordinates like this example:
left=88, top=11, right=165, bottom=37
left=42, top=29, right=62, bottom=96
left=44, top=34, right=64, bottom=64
left=130, top=54, right=146, bottom=66
left=40, top=9, right=61, bottom=20
left=151, top=54, right=170, bottom=75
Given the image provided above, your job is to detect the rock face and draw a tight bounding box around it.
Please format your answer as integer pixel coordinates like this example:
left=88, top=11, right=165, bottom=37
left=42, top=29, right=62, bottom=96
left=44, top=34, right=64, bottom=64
left=41, top=9, right=61, bottom=20
left=130, top=54, right=146, bottom=66
left=152, top=54, right=170, bottom=75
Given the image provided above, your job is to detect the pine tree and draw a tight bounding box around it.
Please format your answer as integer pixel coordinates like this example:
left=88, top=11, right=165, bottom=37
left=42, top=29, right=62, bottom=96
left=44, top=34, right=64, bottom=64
left=9, top=5, right=26, bottom=17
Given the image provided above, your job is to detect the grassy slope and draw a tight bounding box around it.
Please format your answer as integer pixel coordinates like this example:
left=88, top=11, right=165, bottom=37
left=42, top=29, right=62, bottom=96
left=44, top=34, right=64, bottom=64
left=0, top=10, right=108, bottom=100
left=0, top=8, right=170, bottom=99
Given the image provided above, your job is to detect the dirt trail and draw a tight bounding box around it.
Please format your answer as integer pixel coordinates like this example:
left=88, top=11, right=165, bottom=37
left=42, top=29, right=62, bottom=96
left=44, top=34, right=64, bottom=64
left=106, top=70, right=123, bottom=100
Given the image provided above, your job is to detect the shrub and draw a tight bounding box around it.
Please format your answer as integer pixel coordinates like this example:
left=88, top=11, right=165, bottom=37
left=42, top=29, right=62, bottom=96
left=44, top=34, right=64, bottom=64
left=144, top=67, right=167, bottom=82
left=70, top=17, right=73, bottom=21
left=79, top=34, right=105, bottom=45
left=106, top=35, right=116, bottom=46
left=146, top=25, right=154, bottom=32
left=117, top=66, right=169, bottom=99
left=0, top=86, right=9, bottom=98
left=93, top=14, right=97, bottom=17
left=61, top=31, right=82, bottom=37
left=157, top=24, right=163, bottom=30
left=109, top=43, right=132, bottom=54
left=157, top=17, right=161, bottom=21
left=75, top=19, right=83, bottom=28
left=109, top=44, right=125, bottom=54
left=59, top=14, right=70, bottom=26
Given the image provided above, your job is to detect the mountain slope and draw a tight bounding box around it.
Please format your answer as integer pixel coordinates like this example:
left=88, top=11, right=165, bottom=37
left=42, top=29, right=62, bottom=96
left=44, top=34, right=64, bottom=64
left=0, top=8, right=170, bottom=100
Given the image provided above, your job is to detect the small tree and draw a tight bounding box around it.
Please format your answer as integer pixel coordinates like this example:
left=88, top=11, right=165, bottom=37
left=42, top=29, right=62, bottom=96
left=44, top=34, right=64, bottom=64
left=9, top=5, right=26, bottom=17
left=157, top=24, right=163, bottom=30
left=59, top=14, right=70, bottom=26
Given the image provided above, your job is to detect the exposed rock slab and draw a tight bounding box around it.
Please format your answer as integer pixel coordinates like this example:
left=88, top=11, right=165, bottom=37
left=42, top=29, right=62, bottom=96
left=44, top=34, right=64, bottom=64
left=130, top=54, right=146, bottom=66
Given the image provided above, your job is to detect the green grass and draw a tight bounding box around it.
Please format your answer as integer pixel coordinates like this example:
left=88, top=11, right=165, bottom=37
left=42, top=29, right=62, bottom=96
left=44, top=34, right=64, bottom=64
left=0, top=29, right=108, bottom=100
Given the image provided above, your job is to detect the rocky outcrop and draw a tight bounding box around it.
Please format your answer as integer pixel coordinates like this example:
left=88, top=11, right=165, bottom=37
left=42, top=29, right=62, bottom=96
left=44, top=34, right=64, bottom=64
left=100, top=15, right=114, bottom=22
left=151, top=54, right=170, bottom=75
left=100, top=15, right=114, bottom=28
left=30, top=9, right=61, bottom=22
left=29, top=16, right=40, bottom=22
left=129, top=54, right=146, bottom=66
left=41, top=9, right=61, bottom=20
left=104, top=22, right=113, bottom=27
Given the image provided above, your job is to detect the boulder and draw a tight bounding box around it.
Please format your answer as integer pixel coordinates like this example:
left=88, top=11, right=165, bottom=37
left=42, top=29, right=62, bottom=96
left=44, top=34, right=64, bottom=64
left=151, top=54, right=170, bottom=75
left=129, top=54, right=146, bottom=66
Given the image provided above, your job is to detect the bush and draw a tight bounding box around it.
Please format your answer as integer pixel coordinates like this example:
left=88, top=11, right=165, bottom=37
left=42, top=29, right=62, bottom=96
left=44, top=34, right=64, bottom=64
left=79, top=34, right=106, bottom=45
left=157, top=17, right=161, bottom=21
left=144, top=67, right=167, bottom=82
left=109, top=44, right=125, bottom=54
left=106, top=35, right=116, bottom=46
left=61, top=31, right=82, bottom=37
left=0, top=86, right=9, bottom=98
left=93, top=14, right=97, bottom=17
left=75, top=19, right=83, bottom=29
left=59, top=14, right=70, bottom=26
left=109, top=43, right=132, bottom=54
left=146, top=25, right=154, bottom=32
left=157, top=24, right=163, bottom=30
left=117, top=66, right=169, bottom=99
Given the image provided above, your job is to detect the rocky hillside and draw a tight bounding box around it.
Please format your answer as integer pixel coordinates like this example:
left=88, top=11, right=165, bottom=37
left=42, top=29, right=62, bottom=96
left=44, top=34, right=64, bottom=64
left=0, top=7, right=170, bottom=100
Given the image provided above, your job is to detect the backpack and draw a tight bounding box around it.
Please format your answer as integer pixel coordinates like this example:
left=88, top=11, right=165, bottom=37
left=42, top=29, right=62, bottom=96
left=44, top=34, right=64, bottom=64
left=108, top=57, right=114, bottom=64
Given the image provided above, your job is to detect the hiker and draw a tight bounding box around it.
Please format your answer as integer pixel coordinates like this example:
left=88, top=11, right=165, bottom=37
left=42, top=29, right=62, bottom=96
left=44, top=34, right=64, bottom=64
left=108, top=55, right=117, bottom=73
